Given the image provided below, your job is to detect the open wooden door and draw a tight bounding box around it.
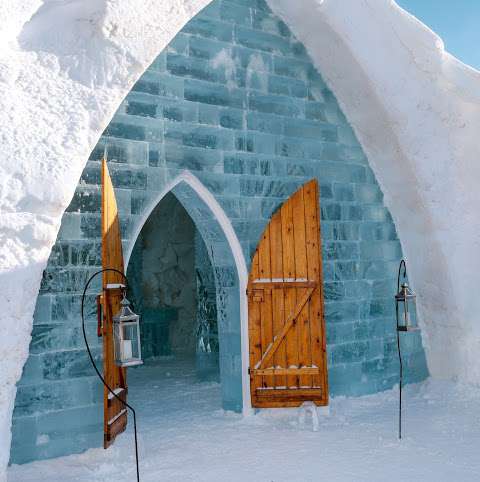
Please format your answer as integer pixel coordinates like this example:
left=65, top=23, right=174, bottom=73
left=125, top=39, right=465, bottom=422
left=101, top=158, right=128, bottom=447
left=248, top=179, right=328, bottom=407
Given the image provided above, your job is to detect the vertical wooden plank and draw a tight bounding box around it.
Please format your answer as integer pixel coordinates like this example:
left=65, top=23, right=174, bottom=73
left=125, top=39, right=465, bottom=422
left=304, top=180, right=327, bottom=396
left=315, top=181, right=329, bottom=399
left=291, top=186, right=312, bottom=388
left=280, top=197, right=298, bottom=388
left=269, top=211, right=286, bottom=388
left=248, top=252, right=262, bottom=403
left=101, top=159, right=128, bottom=447
left=258, top=226, right=273, bottom=389
left=250, top=250, right=260, bottom=281
left=102, top=159, right=124, bottom=287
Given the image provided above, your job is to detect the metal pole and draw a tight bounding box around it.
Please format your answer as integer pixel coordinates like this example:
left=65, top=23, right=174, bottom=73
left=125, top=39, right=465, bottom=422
left=396, top=260, right=407, bottom=440
left=396, top=311, right=403, bottom=440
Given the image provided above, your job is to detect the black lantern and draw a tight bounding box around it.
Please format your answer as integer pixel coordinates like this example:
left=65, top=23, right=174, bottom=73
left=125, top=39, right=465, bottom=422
left=395, top=281, right=419, bottom=332
left=395, top=259, right=420, bottom=440
left=113, top=294, right=143, bottom=367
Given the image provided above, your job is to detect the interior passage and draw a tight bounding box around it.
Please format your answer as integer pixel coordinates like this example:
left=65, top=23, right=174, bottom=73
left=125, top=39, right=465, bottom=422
left=127, top=192, right=220, bottom=384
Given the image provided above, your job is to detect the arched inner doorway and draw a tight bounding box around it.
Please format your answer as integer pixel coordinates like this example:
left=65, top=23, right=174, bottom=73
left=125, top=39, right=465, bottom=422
left=124, top=175, right=249, bottom=414
left=131, top=191, right=218, bottom=364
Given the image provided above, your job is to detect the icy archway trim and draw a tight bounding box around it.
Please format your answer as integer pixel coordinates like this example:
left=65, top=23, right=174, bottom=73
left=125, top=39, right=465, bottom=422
left=124, top=171, right=251, bottom=414
left=125, top=171, right=248, bottom=284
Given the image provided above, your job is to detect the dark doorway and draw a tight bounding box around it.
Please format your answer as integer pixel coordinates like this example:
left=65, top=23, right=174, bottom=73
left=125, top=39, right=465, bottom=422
left=127, top=192, right=219, bottom=382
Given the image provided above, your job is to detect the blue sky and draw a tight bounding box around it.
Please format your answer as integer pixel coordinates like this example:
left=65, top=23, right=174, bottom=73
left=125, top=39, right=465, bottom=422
left=397, top=0, right=480, bottom=70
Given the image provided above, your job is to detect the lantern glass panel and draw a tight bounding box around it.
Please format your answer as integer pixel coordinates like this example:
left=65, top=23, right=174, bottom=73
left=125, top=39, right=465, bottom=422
left=122, top=321, right=140, bottom=360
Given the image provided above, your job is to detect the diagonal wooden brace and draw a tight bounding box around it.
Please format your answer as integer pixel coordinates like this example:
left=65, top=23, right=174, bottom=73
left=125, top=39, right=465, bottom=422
left=259, top=286, right=315, bottom=369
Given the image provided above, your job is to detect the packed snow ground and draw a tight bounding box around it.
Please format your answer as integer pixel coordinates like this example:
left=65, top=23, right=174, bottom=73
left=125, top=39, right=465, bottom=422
left=8, top=359, right=480, bottom=482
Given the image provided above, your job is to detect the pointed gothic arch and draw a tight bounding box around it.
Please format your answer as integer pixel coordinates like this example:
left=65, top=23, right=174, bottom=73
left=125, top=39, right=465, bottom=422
left=125, top=170, right=251, bottom=414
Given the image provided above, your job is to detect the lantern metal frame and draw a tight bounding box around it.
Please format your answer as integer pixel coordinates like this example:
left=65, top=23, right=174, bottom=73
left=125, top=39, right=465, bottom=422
left=113, top=293, right=143, bottom=368
left=395, top=279, right=419, bottom=333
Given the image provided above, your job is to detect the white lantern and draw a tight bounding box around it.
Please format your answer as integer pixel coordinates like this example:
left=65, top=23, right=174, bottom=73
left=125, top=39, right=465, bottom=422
left=113, top=295, right=143, bottom=367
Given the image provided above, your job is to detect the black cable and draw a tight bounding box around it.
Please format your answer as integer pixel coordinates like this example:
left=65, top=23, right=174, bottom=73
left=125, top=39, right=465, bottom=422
left=81, top=268, right=140, bottom=482
left=396, top=259, right=407, bottom=440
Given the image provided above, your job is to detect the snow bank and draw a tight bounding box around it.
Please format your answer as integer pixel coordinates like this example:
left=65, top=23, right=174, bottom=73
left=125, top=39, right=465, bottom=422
left=1, top=0, right=479, bottom=478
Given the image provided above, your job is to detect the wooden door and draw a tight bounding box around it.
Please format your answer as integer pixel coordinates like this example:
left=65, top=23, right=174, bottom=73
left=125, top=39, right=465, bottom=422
left=101, top=158, right=128, bottom=447
left=248, top=179, right=328, bottom=408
